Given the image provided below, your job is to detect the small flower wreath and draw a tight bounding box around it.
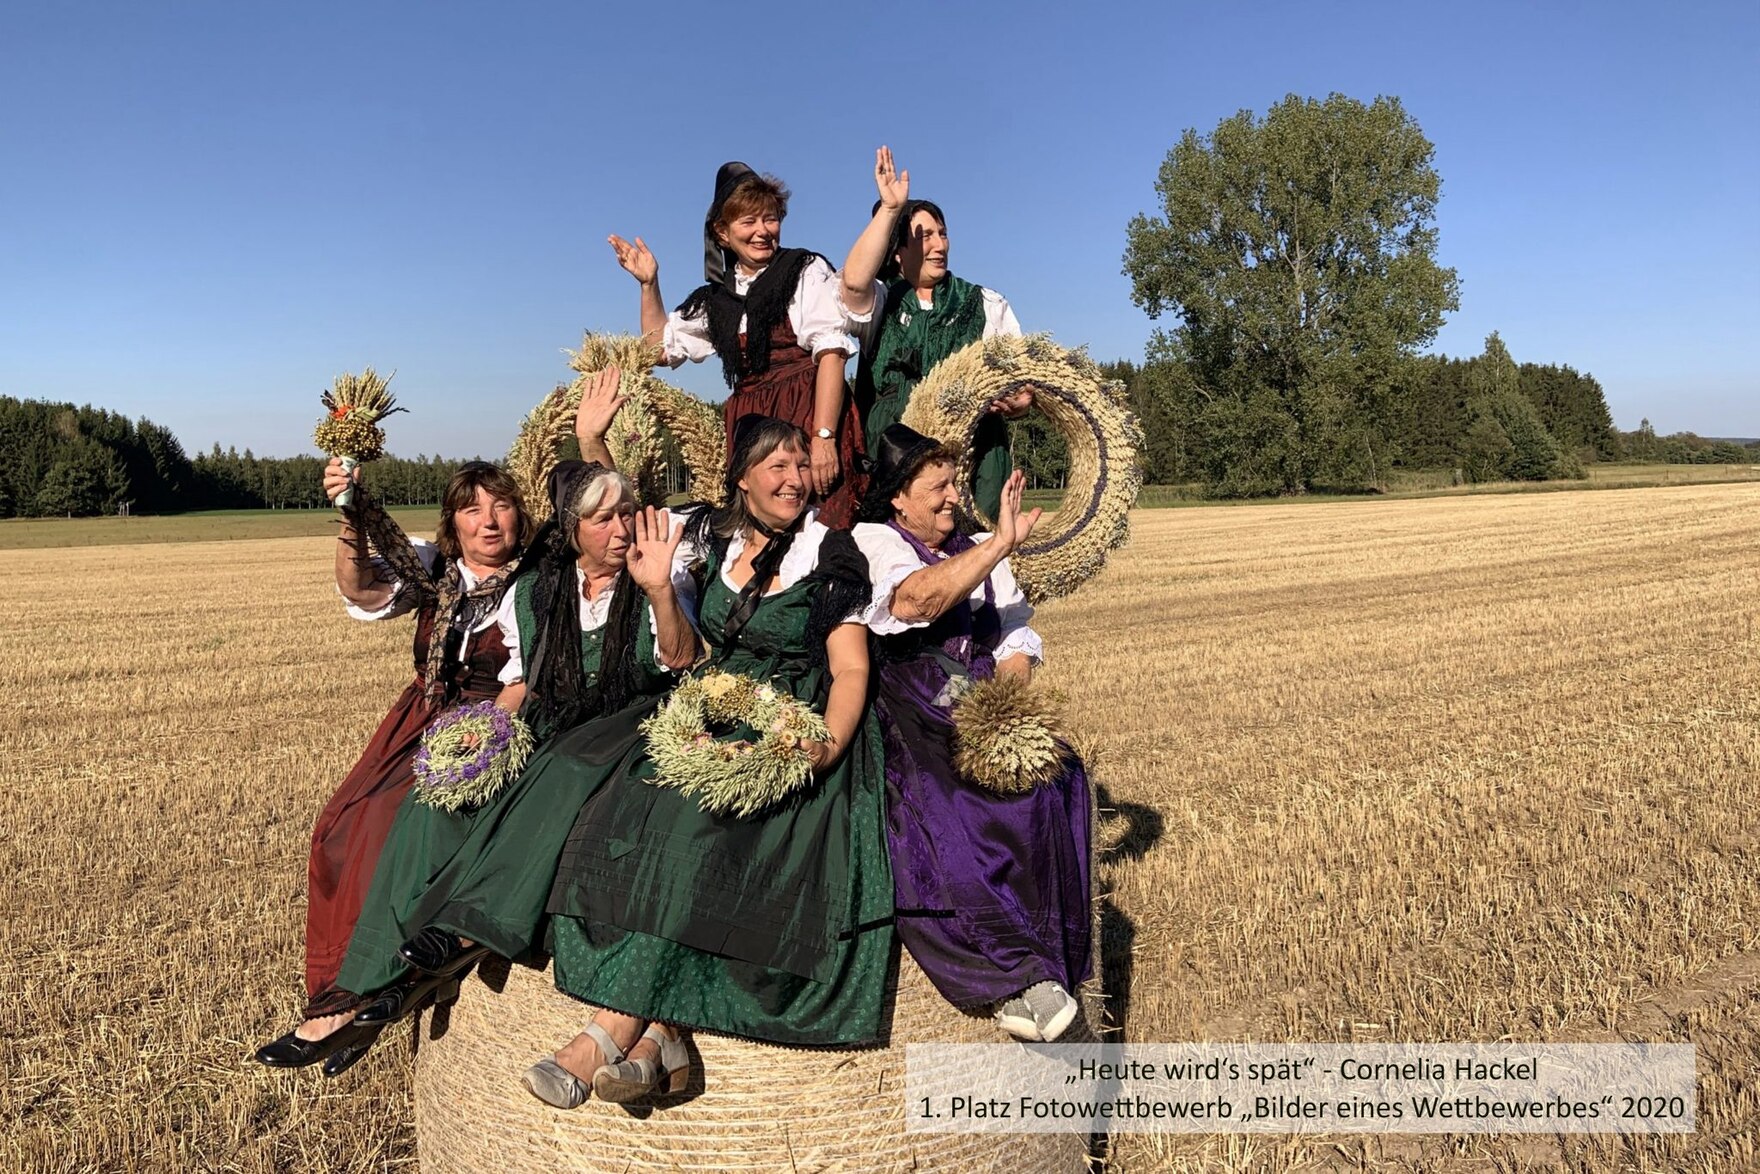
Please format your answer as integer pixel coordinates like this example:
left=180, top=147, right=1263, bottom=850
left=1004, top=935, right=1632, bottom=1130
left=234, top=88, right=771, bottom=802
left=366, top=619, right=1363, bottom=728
left=642, top=668, right=830, bottom=818
left=411, top=700, right=536, bottom=812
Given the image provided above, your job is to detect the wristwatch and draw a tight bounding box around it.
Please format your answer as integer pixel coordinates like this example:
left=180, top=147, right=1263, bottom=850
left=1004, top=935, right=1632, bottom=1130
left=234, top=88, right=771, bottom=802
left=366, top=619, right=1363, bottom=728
left=814, top=427, right=834, bottom=439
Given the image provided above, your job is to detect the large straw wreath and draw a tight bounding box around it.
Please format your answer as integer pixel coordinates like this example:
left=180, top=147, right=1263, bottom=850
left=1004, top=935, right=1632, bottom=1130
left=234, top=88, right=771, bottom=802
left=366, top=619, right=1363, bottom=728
left=506, top=333, right=726, bottom=521
left=900, top=333, right=1143, bottom=603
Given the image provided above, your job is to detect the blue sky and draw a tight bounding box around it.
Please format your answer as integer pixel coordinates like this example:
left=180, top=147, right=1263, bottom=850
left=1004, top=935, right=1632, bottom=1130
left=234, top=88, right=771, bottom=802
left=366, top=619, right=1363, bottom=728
left=3, top=0, right=1755, bottom=457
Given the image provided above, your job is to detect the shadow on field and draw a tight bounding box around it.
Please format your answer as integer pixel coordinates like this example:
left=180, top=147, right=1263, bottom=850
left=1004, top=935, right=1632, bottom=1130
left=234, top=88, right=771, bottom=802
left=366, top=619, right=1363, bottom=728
left=1094, top=783, right=1164, bottom=1037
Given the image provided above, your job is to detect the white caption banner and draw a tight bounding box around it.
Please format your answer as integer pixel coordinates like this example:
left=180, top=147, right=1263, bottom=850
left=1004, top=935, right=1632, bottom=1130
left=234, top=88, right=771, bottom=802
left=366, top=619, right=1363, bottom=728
left=905, top=1043, right=1694, bottom=1133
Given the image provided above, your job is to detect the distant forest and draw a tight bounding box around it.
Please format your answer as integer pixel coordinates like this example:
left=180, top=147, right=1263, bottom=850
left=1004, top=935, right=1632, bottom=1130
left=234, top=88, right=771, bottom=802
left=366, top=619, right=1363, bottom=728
left=1, top=362, right=1754, bottom=518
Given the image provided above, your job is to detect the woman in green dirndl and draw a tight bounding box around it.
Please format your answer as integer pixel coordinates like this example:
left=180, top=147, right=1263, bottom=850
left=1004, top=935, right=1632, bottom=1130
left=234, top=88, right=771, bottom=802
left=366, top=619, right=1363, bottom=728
left=332, top=384, right=700, bottom=1043
left=840, top=147, right=1034, bottom=521
left=521, top=414, right=892, bottom=1110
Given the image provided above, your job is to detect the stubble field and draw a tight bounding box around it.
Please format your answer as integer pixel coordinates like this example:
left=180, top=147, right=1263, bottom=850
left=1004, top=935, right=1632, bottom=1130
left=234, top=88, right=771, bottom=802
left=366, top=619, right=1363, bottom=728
left=4, top=483, right=1758, bottom=1172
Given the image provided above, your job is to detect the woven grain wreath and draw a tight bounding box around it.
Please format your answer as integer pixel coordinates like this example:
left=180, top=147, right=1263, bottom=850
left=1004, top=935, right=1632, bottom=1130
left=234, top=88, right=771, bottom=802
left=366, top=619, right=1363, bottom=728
left=899, top=333, right=1143, bottom=603
left=506, top=333, right=727, bottom=522
left=642, top=668, right=830, bottom=818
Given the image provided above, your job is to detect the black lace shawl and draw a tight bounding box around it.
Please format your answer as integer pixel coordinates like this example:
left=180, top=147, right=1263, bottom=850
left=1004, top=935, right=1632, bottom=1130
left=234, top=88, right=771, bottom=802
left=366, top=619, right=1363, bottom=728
left=674, top=247, right=827, bottom=389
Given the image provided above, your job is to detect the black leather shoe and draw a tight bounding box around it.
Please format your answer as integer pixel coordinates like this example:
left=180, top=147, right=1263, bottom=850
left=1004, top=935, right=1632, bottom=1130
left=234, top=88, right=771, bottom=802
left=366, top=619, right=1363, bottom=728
left=352, top=971, right=464, bottom=1027
left=397, top=928, right=490, bottom=976
left=320, top=1025, right=383, bottom=1078
left=255, top=1020, right=377, bottom=1069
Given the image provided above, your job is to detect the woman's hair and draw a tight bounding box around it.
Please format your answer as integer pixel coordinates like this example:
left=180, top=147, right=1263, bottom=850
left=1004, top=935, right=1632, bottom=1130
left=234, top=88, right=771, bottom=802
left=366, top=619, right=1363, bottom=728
left=708, top=416, right=810, bottom=540
left=563, top=468, right=635, bottom=556
left=435, top=461, right=536, bottom=560
left=858, top=442, right=959, bottom=523
left=714, top=173, right=791, bottom=234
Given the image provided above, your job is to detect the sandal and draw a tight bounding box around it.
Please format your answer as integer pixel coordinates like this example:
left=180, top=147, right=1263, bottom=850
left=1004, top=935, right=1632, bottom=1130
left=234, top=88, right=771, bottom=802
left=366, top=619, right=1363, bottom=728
left=592, top=1024, right=689, bottom=1102
left=521, top=1021, right=624, bottom=1110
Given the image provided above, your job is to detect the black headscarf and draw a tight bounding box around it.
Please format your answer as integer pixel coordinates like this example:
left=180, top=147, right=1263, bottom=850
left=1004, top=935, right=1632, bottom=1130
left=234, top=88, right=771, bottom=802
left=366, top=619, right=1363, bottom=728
left=857, top=423, right=947, bottom=523
left=521, top=460, right=645, bottom=737
left=701, top=161, right=754, bottom=287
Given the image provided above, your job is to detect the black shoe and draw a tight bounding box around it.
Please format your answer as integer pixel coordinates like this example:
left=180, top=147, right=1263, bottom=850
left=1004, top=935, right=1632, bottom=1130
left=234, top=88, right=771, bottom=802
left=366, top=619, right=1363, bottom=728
left=320, top=1024, right=384, bottom=1078
left=352, top=971, right=464, bottom=1027
left=397, top=928, right=490, bottom=976
left=255, top=1020, right=377, bottom=1069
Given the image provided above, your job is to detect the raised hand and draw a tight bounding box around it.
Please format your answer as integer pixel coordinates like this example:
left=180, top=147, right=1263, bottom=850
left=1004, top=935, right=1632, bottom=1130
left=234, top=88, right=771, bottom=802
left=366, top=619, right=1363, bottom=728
left=608, top=234, right=658, bottom=285
left=575, top=366, right=628, bottom=446
left=626, top=506, right=684, bottom=595
left=992, top=469, right=1043, bottom=554
left=873, top=145, right=910, bottom=212
left=322, top=456, right=360, bottom=503
left=987, top=384, right=1035, bottom=419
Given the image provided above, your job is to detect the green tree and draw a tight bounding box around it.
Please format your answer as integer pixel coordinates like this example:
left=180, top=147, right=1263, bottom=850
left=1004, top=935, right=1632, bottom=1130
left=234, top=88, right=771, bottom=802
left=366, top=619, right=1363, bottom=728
left=1123, top=92, right=1461, bottom=494
left=1463, top=333, right=1578, bottom=481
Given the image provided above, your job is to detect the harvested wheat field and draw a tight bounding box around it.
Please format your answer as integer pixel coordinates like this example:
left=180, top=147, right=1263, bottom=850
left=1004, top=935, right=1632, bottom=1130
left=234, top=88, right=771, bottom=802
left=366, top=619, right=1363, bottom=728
left=4, top=483, right=1758, bottom=1173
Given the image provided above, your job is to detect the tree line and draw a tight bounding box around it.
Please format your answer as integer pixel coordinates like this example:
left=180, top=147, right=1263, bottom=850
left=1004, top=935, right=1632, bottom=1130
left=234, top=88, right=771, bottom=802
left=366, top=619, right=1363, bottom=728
left=0, top=397, right=479, bottom=518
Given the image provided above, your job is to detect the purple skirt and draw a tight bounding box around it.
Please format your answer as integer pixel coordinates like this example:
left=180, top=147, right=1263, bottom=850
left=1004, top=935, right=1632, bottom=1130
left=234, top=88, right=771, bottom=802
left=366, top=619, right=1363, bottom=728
left=878, top=656, right=1092, bottom=1009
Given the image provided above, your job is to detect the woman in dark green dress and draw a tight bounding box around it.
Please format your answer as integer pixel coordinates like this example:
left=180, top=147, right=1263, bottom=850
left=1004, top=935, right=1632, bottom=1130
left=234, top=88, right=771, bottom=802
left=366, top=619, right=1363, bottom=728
left=331, top=454, right=700, bottom=1042
left=521, top=415, right=892, bottom=1110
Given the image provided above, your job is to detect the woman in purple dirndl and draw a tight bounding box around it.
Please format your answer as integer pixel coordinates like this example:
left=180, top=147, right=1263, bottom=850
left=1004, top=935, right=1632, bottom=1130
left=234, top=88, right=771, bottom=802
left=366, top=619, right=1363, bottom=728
left=851, top=424, right=1091, bottom=1041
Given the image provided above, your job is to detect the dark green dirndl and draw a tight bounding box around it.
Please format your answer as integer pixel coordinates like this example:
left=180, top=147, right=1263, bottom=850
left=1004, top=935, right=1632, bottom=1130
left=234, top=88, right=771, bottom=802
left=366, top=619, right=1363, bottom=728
left=546, top=545, right=895, bottom=1047
left=336, top=576, right=672, bottom=996
left=855, top=272, right=1013, bottom=520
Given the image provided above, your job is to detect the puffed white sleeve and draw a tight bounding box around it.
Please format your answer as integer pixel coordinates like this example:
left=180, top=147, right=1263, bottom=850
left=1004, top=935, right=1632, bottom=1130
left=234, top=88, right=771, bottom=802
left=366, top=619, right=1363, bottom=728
left=980, top=287, right=1023, bottom=339
left=659, top=307, right=718, bottom=367
left=851, top=523, right=930, bottom=635
left=989, top=554, right=1044, bottom=666
left=494, top=586, right=524, bottom=684
left=790, top=258, right=859, bottom=360
left=342, top=538, right=443, bottom=622
left=834, top=276, right=888, bottom=355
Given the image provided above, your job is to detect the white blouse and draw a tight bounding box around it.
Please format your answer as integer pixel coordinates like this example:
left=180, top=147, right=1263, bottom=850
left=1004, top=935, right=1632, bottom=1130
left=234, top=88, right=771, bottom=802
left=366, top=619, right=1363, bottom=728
left=661, top=257, right=857, bottom=367
left=343, top=539, right=502, bottom=665
left=839, top=280, right=1022, bottom=356
left=850, top=522, right=1043, bottom=666
left=494, top=513, right=700, bottom=684
left=715, top=510, right=865, bottom=624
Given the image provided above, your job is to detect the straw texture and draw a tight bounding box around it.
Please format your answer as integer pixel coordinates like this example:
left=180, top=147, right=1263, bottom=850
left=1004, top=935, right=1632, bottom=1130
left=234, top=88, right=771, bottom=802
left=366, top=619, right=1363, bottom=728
left=508, top=333, right=727, bottom=521
left=900, top=334, right=1143, bottom=603
left=411, top=949, right=1100, bottom=1173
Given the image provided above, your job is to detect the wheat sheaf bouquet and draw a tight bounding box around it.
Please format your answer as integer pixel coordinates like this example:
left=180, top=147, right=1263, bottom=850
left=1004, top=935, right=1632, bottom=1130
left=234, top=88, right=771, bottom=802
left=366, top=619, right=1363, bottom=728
left=950, top=675, right=1071, bottom=795
left=314, top=367, right=405, bottom=508
left=642, top=668, right=829, bottom=817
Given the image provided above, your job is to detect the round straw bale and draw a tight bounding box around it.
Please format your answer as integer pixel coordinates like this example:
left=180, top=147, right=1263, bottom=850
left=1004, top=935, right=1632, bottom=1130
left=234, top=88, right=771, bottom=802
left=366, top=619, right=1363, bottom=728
left=411, top=949, right=1101, bottom=1172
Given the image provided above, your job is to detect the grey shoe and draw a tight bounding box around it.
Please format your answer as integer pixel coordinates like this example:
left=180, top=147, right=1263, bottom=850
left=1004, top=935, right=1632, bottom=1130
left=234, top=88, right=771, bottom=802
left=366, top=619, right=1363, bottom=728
left=592, top=1024, right=690, bottom=1103
left=520, top=1022, right=625, bottom=1110
left=994, top=982, right=1080, bottom=1042
left=521, top=1058, right=590, bottom=1109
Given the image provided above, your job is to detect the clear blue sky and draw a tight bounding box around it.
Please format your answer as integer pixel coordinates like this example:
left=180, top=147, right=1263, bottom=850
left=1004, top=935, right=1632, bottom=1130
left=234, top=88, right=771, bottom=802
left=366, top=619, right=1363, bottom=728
left=3, top=0, right=1755, bottom=457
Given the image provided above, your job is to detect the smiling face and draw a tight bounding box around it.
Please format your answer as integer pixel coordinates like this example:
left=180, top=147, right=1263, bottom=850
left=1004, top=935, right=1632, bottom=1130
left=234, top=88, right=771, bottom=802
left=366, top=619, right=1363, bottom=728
left=570, top=479, right=635, bottom=577
left=714, top=199, right=783, bottom=273
left=895, top=208, right=949, bottom=289
left=736, top=438, right=811, bottom=530
left=452, top=487, right=522, bottom=568
left=891, top=458, right=960, bottom=548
